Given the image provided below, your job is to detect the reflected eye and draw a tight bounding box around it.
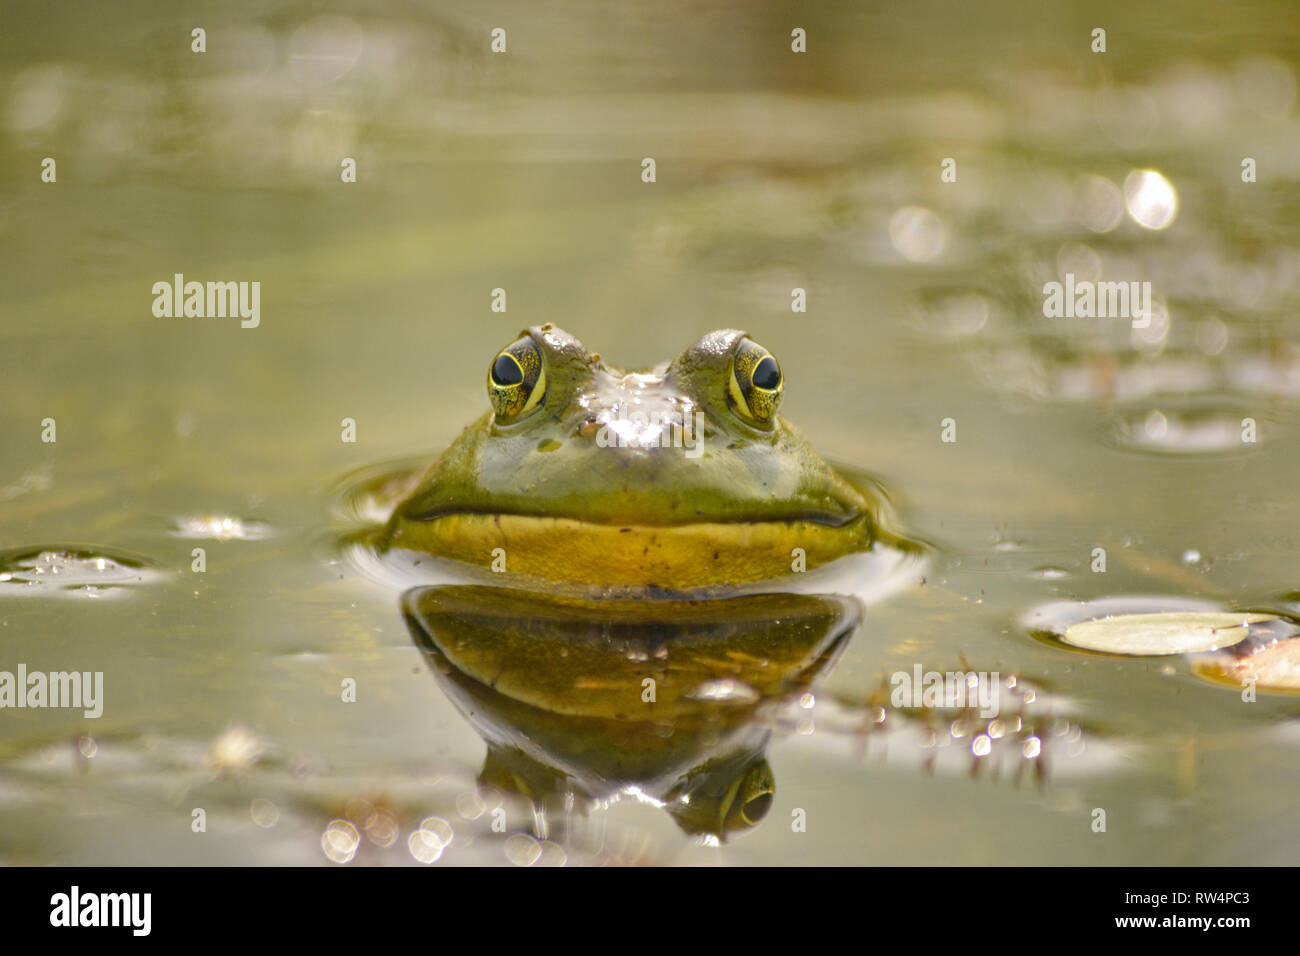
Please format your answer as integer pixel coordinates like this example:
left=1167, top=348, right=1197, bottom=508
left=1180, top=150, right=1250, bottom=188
left=487, top=335, right=546, bottom=422
left=724, top=760, right=775, bottom=832
left=727, top=337, right=783, bottom=425
left=739, top=791, right=773, bottom=825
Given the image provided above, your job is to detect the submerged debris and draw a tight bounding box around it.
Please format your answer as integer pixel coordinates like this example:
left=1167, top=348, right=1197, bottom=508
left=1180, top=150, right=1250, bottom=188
left=0, top=547, right=159, bottom=596
left=1194, top=637, right=1300, bottom=692
left=776, top=663, right=1115, bottom=787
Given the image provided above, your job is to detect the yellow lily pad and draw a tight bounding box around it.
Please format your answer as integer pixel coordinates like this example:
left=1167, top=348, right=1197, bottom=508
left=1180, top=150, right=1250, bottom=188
left=1061, top=612, right=1274, bottom=656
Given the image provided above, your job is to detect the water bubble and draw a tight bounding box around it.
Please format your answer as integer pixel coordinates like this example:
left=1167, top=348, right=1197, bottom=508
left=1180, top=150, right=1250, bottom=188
left=1144, top=410, right=1168, bottom=440
left=1130, top=296, right=1170, bottom=352
left=1123, top=170, right=1178, bottom=230
left=537, top=841, right=568, bottom=867
left=365, top=808, right=400, bottom=848
left=250, top=799, right=280, bottom=828
left=207, top=725, right=264, bottom=776
left=344, top=798, right=377, bottom=828
left=418, top=816, right=454, bottom=849
left=504, top=833, right=542, bottom=867
left=889, top=206, right=948, bottom=262
left=408, top=828, right=444, bottom=864
left=1073, top=174, right=1124, bottom=233
left=321, top=819, right=360, bottom=864
left=455, top=790, right=486, bottom=820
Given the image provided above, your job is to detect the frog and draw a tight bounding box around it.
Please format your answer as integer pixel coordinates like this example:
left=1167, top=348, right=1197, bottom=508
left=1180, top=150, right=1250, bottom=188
left=380, top=324, right=913, bottom=593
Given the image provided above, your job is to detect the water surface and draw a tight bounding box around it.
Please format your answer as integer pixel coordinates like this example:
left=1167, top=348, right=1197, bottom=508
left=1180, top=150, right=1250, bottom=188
left=3, top=0, right=1300, bottom=864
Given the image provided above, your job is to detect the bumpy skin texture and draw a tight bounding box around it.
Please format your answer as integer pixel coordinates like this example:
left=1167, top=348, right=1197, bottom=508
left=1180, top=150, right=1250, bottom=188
left=382, top=325, right=884, bottom=590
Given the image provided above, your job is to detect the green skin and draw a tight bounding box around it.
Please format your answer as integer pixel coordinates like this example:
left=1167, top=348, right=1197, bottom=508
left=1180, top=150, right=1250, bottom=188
left=388, top=325, right=871, bottom=530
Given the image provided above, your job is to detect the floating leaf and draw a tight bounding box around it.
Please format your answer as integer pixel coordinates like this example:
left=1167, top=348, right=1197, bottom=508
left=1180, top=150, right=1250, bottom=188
left=1061, top=612, right=1274, bottom=656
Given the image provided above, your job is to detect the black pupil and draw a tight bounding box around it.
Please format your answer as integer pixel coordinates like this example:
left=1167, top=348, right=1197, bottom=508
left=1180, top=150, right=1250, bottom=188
left=492, top=354, right=523, bottom=386
left=752, top=356, right=780, bottom=390
left=743, top=792, right=773, bottom=822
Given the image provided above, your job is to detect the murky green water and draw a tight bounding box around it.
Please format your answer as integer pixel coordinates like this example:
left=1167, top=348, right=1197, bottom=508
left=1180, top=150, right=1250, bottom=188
left=3, top=0, right=1300, bottom=864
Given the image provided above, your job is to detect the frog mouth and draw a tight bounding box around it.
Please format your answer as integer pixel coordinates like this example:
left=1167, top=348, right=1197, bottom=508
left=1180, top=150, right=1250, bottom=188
left=400, top=501, right=865, bottom=529
left=382, top=509, right=879, bottom=590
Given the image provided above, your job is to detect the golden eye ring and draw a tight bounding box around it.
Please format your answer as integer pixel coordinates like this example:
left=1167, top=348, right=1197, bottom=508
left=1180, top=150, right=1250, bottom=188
left=727, top=337, right=783, bottom=425
left=487, top=335, right=547, bottom=422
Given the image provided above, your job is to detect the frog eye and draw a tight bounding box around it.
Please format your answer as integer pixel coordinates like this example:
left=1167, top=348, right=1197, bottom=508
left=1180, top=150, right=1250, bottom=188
left=487, top=335, right=547, bottom=422
left=727, top=337, right=783, bottom=425
left=737, top=789, right=773, bottom=826
left=726, top=761, right=775, bottom=830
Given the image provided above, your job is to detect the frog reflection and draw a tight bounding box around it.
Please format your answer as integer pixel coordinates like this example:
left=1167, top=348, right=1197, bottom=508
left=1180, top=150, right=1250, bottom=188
left=403, top=586, right=862, bottom=841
